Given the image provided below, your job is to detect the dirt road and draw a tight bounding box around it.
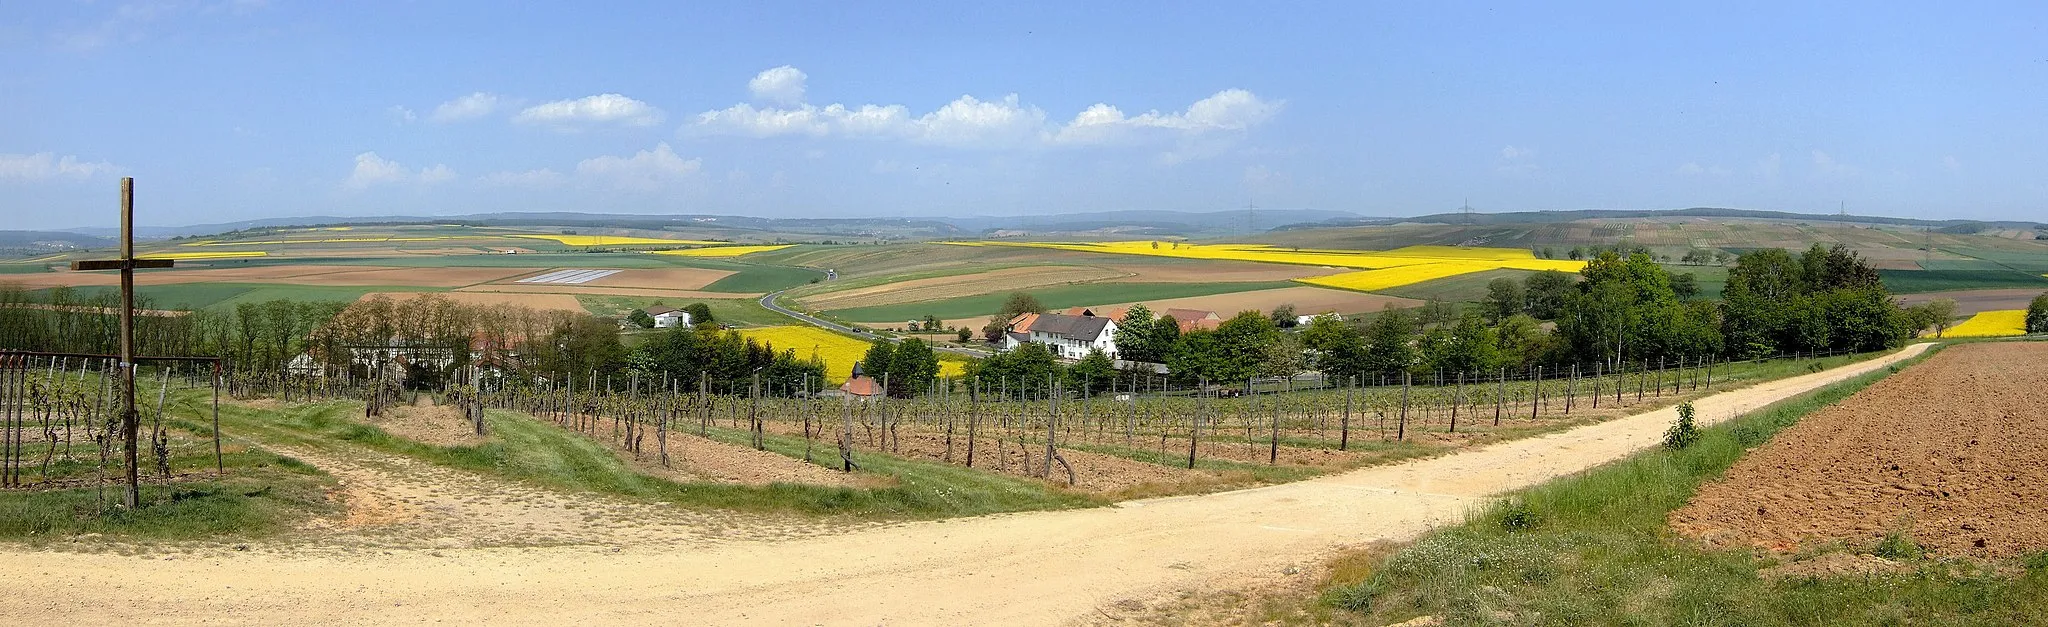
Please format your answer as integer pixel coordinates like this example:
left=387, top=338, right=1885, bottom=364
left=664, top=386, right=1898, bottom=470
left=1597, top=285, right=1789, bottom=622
left=0, top=344, right=1931, bottom=625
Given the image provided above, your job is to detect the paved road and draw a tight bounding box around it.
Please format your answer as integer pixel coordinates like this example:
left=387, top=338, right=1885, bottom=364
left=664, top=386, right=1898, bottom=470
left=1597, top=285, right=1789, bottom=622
left=758, top=289, right=989, bottom=357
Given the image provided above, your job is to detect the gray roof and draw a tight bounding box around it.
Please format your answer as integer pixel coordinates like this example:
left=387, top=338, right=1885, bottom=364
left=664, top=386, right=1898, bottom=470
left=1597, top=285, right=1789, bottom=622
left=1027, top=313, right=1111, bottom=341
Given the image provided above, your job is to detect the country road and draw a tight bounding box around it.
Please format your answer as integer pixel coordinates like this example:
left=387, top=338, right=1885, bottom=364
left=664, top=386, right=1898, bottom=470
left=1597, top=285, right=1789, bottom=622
left=757, top=289, right=990, bottom=357
left=0, top=344, right=1931, bottom=625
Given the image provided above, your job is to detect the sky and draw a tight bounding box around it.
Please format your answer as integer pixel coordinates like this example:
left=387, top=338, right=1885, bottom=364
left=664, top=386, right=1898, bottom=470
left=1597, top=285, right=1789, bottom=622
left=2, top=1, right=2045, bottom=230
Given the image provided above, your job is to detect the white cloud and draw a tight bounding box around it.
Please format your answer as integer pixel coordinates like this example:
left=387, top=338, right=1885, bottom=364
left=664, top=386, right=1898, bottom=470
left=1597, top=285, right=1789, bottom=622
left=388, top=105, right=418, bottom=124
left=515, top=94, right=664, bottom=127
left=1811, top=150, right=1858, bottom=178
left=1500, top=145, right=1533, bottom=160
left=1756, top=152, right=1782, bottom=182
left=748, top=65, right=807, bottom=105
left=343, top=152, right=454, bottom=190
left=478, top=168, right=566, bottom=189
left=573, top=142, right=702, bottom=190
left=692, top=67, right=1280, bottom=153
left=430, top=92, right=501, bottom=123
left=0, top=152, right=119, bottom=181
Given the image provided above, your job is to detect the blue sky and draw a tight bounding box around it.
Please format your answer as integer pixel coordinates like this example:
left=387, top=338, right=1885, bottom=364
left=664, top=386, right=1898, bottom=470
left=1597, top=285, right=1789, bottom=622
left=3, top=1, right=2044, bottom=230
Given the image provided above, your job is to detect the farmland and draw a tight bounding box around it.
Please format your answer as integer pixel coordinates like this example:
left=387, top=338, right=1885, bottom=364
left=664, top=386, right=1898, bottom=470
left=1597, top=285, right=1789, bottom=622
left=1944, top=309, right=2028, bottom=337
left=734, top=325, right=968, bottom=383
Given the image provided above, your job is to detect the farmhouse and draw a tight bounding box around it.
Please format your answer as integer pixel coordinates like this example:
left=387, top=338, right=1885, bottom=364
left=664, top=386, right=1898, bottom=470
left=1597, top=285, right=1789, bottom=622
left=643, top=305, right=693, bottom=329
left=1163, top=308, right=1222, bottom=332
left=1002, top=312, right=1119, bottom=360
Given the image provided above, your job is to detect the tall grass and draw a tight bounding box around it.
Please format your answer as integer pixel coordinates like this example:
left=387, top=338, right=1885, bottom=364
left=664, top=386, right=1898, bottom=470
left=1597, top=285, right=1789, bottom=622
left=1324, top=347, right=2048, bottom=625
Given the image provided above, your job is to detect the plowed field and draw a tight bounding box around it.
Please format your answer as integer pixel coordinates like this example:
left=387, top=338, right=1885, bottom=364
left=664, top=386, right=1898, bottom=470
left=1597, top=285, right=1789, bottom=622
left=1672, top=342, right=2048, bottom=558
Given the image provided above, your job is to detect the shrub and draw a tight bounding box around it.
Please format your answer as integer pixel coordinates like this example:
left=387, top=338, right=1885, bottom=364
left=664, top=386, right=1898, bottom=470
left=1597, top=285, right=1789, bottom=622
left=1874, top=530, right=1924, bottom=560
left=1663, top=402, right=1701, bottom=449
left=1499, top=500, right=1542, bottom=532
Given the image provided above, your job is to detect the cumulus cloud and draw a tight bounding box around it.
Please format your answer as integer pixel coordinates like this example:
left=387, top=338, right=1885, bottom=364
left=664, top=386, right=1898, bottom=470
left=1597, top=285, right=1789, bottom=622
left=343, top=152, right=454, bottom=190
left=515, top=94, right=664, bottom=127
left=1811, top=150, right=1858, bottom=178
left=691, top=67, right=1281, bottom=152
left=0, top=152, right=119, bottom=181
left=573, top=142, right=702, bottom=190
left=388, top=105, right=418, bottom=124
left=431, top=92, right=502, bottom=123
left=749, top=65, right=807, bottom=105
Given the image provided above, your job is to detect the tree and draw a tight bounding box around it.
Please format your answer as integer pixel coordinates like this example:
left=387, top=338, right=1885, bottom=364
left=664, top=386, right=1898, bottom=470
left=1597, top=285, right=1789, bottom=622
left=1523, top=270, right=1575, bottom=319
left=860, top=341, right=895, bottom=384
left=981, top=316, right=1009, bottom=343
left=1483, top=277, right=1525, bottom=323
left=1422, top=312, right=1501, bottom=376
left=1114, top=304, right=1170, bottom=363
left=885, top=338, right=940, bottom=397
left=627, top=309, right=655, bottom=328
left=1671, top=273, right=1700, bottom=301
left=1065, top=348, right=1116, bottom=394
left=1418, top=298, right=1457, bottom=327
left=997, top=292, right=1047, bottom=321
left=1922, top=298, right=1958, bottom=338
left=973, top=342, right=1059, bottom=398
left=1361, top=306, right=1418, bottom=379
left=1270, top=303, right=1298, bottom=328
left=682, top=302, right=714, bottom=326
left=1302, top=314, right=1368, bottom=381
left=1213, top=310, right=1281, bottom=382
left=2028, top=292, right=2048, bottom=334
left=955, top=326, right=972, bottom=342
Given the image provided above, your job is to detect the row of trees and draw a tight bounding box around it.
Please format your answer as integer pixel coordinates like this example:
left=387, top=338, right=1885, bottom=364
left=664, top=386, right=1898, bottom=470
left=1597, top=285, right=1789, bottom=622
left=2029, top=292, right=2048, bottom=334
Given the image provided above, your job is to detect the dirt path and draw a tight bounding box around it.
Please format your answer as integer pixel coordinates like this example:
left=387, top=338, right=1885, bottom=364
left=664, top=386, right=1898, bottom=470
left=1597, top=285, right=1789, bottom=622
left=0, top=344, right=1931, bottom=625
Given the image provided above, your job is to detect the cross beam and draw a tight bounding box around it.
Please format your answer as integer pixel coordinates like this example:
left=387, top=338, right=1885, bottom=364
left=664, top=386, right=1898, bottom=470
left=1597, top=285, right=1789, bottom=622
left=66, top=177, right=165, bottom=508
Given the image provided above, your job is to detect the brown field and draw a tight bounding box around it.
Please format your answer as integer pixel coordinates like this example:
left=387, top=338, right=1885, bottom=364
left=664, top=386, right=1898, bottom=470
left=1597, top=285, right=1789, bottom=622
left=1671, top=342, right=2048, bottom=559
left=359, top=291, right=586, bottom=312
left=800, top=266, right=1130, bottom=310
left=580, top=267, right=736, bottom=290
left=1, top=265, right=532, bottom=289
left=1898, top=288, right=2048, bottom=316
left=454, top=285, right=757, bottom=299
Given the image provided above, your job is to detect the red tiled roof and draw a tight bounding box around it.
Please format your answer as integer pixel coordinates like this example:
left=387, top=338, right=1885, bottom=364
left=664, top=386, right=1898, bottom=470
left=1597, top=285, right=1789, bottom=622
left=840, top=376, right=882, bottom=397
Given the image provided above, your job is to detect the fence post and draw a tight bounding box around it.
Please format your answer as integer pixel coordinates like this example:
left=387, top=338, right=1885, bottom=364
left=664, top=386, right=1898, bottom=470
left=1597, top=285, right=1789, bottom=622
left=1398, top=372, right=1409, bottom=441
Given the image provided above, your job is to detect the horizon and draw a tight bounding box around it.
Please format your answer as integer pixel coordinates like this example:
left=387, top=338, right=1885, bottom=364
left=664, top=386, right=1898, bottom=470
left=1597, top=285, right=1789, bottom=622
left=6, top=2, right=2047, bottom=230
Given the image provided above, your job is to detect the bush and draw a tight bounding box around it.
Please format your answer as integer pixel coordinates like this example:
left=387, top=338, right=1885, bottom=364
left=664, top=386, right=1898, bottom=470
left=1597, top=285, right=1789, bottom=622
left=1873, top=530, right=1924, bottom=560
left=1663, top=401, right=1701, bottom=449
left=1499, top=501, right=1542, bottom=532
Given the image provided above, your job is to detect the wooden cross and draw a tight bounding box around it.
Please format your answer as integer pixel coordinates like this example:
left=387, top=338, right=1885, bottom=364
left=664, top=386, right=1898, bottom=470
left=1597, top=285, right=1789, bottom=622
left=68, top=177, right=170, bottom=508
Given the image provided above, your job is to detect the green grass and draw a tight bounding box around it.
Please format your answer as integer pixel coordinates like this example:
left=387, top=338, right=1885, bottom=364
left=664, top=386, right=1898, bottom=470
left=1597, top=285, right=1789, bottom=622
left=700, top=263, right=824, bottom=293
left=0, top=395, right=337, bottom=542
left=222, top=398, right=1092, bottom=520
left=825, top=281, right=1296, bottom=321
left=1320, top=345, right=2048, bottom=626
left=578, top=295, right=792, bottom=326
left=1879, top=269, right=2048, bottom=293
left=0, top=263, right=56, bottom=274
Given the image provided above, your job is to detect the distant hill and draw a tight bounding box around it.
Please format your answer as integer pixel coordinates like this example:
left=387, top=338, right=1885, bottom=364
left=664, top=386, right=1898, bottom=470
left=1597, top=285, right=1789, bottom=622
left=0, top=230, right=111, bottom=255
left=946, top=209, right=1367, bottom=237
left=1273, top=207, right=2048, bottom=232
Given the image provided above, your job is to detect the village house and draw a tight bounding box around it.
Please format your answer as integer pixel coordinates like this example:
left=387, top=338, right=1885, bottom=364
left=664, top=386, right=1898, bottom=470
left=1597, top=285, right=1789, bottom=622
left=1001, top=312, right=1119, bottom=360
left=643, top=305, right=693, bottom=329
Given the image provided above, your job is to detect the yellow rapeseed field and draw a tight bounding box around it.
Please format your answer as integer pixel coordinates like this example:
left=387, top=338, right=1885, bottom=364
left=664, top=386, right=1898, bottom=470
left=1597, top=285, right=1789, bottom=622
left=1941, top=310, right=2027, bottom=337
left=148, top=251, right=269, bottom=260
left=951, top=240, right=1585, bottom=291
left=648, top=245, right=794, bottom=257
left=510, top=234, right=721, bottom=246
left=737, top=325, right=965, bottom=384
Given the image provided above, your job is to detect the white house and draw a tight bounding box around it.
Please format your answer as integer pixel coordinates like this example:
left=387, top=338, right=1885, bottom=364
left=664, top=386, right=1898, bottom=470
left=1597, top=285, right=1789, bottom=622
left=1001, top=312, right=1119, bottom=360
left=645, top=306, right=693, bottom=329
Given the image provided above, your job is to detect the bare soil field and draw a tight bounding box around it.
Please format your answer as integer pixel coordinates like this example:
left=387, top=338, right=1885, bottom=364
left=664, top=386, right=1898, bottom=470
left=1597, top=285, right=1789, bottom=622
left=1899, top=288, right=2048, bottom=316
left=360, top=291, right=586, bottom=312
left=374, top=396, right=493, bottom=447
left=1096, top=285, right=1422, bottom=317
left=1, top=265, right=532, bottom=289
left=800, top=265, right=1130, bottom=310
left=1671, top=342, right=2048, bottom=559
left=454, top=284, right=756, bottom=300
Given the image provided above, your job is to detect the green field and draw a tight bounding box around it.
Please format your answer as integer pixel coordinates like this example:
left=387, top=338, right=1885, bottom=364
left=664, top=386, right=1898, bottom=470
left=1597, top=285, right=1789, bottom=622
left=1879, top=269, right=2048, bottom=294
left=1377, top=269, right=1536, bottom=302
left=823, top=281, right=1296, bottom=321
left=577, top=295, right=791, bottom=327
